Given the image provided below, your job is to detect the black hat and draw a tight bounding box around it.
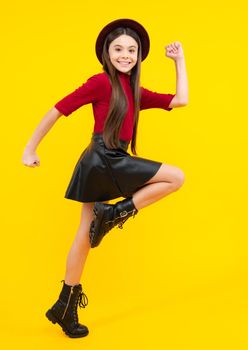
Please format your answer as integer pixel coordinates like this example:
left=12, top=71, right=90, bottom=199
left=95, top=18, right=150, bottom=64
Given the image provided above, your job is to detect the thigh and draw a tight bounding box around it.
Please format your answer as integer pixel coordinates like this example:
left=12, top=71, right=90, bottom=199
left=144, top=163, right=185, bottom=185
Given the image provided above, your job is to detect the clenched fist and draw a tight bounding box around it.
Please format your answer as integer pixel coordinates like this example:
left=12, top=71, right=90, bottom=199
left=22, top=149, right=40, bottom=168
left=165, top=41, right=184, bottom=61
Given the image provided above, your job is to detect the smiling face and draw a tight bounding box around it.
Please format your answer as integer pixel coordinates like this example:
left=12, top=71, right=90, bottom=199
left=108, top=34, right=138, bottom=75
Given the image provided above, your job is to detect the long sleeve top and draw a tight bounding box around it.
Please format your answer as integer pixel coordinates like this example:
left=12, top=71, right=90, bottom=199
left=54, top=71, right=175, bottom=141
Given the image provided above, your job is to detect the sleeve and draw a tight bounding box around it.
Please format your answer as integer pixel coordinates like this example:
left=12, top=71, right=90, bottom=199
left=54, top=74, right=103, bottom=116
left=140, top=87, right=176, bottom=111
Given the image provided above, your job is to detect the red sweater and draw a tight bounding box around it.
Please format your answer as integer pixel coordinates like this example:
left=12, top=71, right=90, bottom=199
left=54, top=71, right=175, bottom=141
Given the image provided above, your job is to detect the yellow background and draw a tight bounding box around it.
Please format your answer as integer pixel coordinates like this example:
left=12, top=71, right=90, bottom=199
left=1, top=0, right=248, bottom=348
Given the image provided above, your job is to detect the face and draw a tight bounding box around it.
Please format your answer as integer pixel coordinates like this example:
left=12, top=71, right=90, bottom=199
left=108, top=34, right=138, bottom=75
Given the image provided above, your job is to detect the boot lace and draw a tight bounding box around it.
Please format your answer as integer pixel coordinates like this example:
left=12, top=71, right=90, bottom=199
left=78, top=291, right=88, bottom=309
left=73, top=291, right=88, bottom=324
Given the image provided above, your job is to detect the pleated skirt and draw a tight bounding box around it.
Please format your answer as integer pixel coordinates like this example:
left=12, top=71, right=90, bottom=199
left=65, top=132, right=162, bottom=203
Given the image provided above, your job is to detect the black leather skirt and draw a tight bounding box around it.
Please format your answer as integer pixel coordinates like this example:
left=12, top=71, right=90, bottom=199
left=64, top=132, right=162, bottom=203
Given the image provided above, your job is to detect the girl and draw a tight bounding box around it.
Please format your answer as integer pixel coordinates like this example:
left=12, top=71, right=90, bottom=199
left=22, top=18, right=188, bottom=338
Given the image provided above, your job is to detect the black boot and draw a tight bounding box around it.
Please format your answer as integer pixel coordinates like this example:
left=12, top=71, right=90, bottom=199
left=89, top=197, right=138, bottom=248
left=45, top=280, right=89, bottom=338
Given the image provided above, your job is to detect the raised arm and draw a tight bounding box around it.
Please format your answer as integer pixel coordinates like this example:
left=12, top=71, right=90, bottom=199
left=165, top=41, right=188, bottom=108
left=22, top=107, right=62, bottom=167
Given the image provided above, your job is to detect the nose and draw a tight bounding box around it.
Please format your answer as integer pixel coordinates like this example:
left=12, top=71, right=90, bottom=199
left=121, top=51, right=129, bottom=59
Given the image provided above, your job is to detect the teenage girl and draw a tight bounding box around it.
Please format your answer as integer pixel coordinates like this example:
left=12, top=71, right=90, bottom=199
left=22, top=18, right=188, bottom=338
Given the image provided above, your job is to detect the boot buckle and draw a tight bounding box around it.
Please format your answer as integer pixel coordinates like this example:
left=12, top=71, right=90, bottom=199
left=120, top=210, right=128, bottom=217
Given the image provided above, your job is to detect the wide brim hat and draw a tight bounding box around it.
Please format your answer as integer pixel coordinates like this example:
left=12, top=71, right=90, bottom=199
left=95, top=18, right=150, bottom=64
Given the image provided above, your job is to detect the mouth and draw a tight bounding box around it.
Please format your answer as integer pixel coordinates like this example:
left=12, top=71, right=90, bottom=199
left=117, top=61, right=131, bottom=66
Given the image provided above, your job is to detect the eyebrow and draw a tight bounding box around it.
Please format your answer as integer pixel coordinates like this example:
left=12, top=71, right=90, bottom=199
left=113, top=45, right=137, bottom=48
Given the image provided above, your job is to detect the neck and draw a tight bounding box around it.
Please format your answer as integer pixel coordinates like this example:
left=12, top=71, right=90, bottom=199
left=118, top=71, right=131, bottom=77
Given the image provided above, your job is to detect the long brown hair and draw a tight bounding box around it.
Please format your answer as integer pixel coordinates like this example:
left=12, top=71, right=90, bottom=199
left=101, top=27, right=142, bottom=155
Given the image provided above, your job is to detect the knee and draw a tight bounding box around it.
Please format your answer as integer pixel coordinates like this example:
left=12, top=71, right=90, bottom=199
left=172, top=168, right=185, bottom=190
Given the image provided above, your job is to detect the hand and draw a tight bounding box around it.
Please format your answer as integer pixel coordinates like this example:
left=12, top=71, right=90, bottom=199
left=165, top=41, right=184, bottom=61
left=22, top=149, right=40, bottom=167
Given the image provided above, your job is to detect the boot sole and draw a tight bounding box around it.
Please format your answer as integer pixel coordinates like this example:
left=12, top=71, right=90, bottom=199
left=90, top=202, right=106, bottom=248
left=45, top=309, right=89, bottom=338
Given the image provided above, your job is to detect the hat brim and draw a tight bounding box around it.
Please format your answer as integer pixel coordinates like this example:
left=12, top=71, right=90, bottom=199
left=95, top=18, right=150, bottom=64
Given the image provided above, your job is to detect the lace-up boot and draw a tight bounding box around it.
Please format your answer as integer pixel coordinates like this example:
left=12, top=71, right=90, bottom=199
left=46, top=280, right=89, bottom=338
left=89, top=197, right=138, bottom=248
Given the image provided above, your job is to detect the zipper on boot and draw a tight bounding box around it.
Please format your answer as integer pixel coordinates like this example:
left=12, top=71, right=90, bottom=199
left=62, top=286, right=73, bottom=320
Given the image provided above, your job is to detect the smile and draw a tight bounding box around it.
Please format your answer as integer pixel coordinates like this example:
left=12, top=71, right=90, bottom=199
left=118, top=61, right=131, bottom=65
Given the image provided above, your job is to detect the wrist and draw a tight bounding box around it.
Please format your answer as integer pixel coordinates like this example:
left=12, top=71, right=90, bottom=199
left=174, top=56, right=185, bottom=63
left=25, top=143, right=36, bottom=153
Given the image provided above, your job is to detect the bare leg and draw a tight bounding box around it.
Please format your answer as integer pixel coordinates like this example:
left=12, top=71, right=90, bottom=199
left=63, top=163, right=184, bottom=282
left=64, top=202, right=94, bottom=286
left=64, top=200, right=110, bottom=286
left=132, top=163, right=185, bottom=210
